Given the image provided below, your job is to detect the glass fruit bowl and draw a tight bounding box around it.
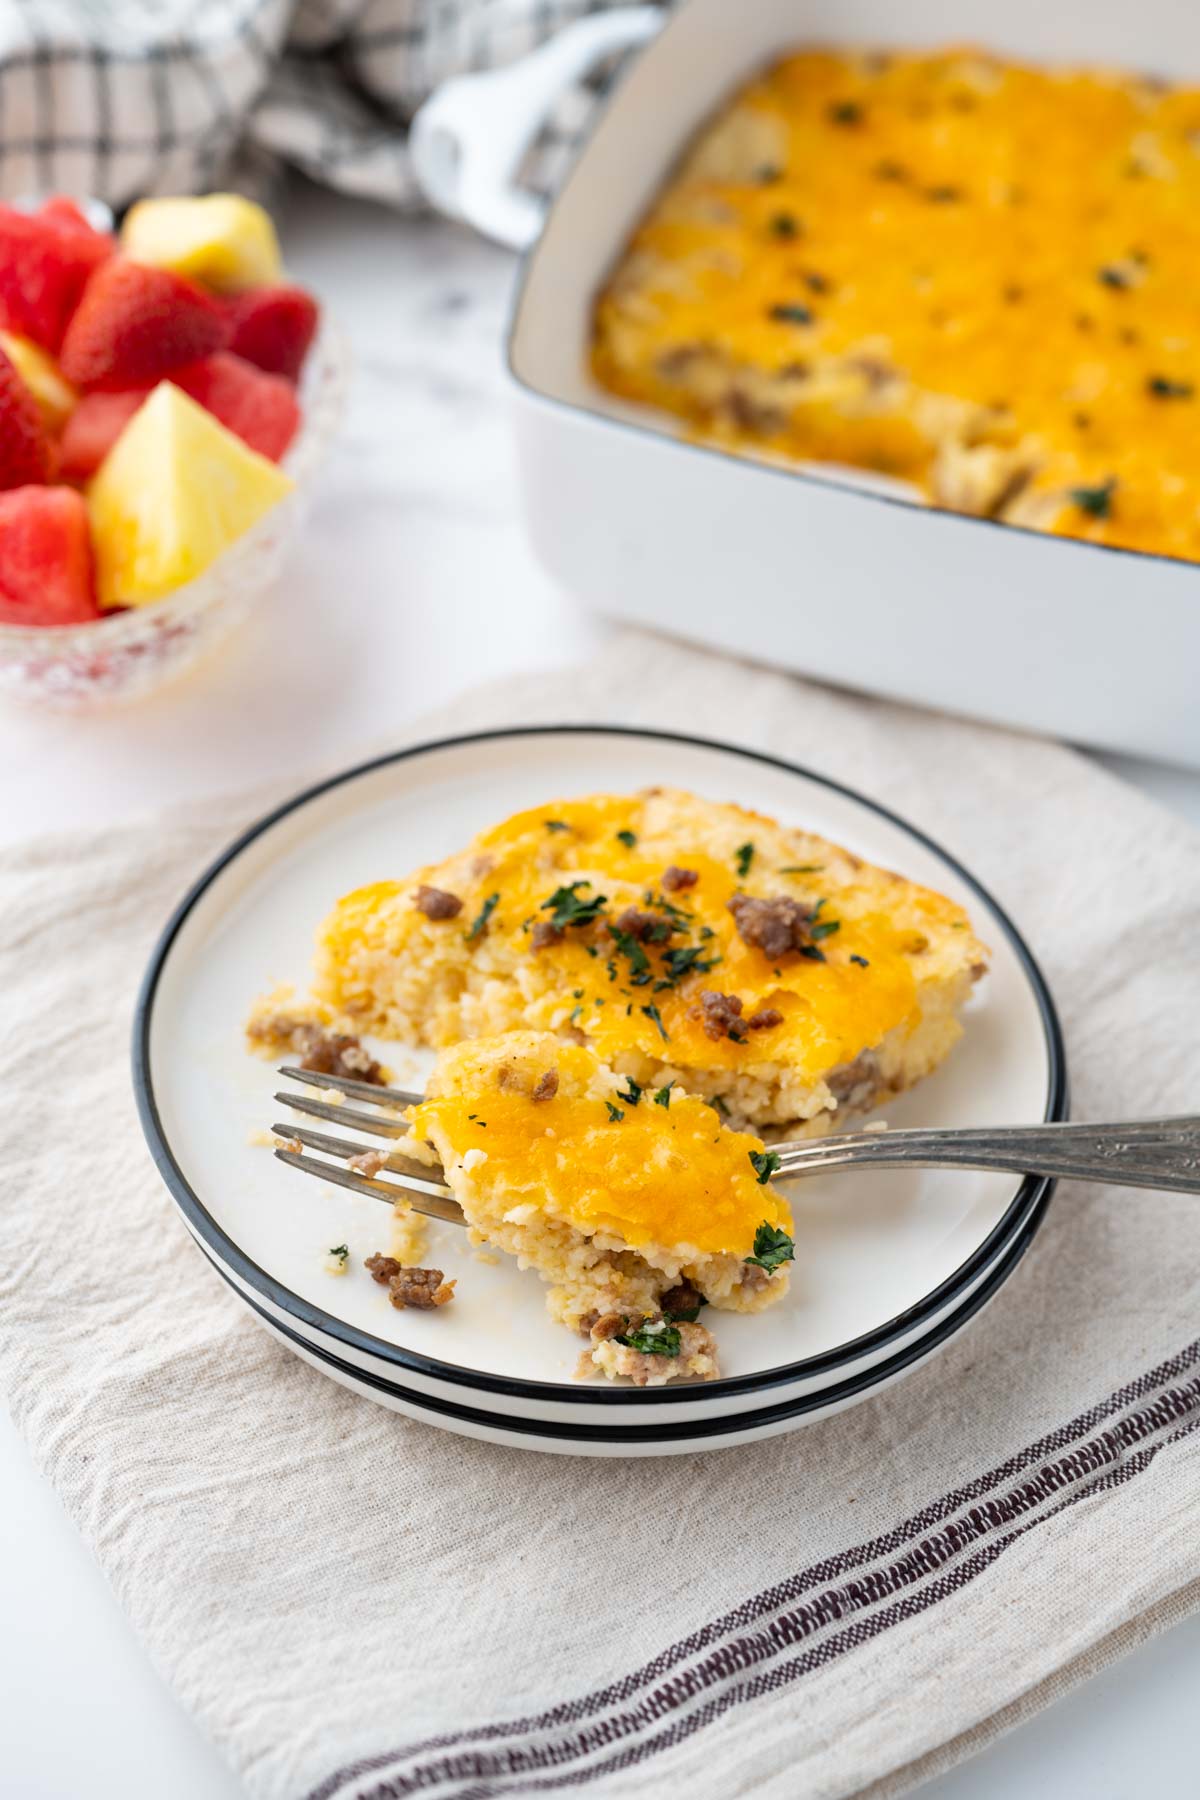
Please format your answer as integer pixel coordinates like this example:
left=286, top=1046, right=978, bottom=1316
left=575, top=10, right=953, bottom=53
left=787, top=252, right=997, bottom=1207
left=0, top=317, right=347, bottom=710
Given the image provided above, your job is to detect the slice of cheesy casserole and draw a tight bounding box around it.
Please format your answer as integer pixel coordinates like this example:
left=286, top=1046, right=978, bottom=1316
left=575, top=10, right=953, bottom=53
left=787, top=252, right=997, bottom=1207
left=592, top=46, right=1200, bottom=561
left=310, top=787, right=987, bottom=1135
left=405, top=1031, right=795, bottom=1384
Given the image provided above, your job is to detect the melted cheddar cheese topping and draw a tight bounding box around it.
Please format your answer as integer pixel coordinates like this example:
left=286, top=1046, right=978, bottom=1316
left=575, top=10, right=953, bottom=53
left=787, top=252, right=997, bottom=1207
left=410, top=1036, right=792, bottom=1255
left=592, top=46, right=1200, bottom=561
left=317, top=789, right=980, bottom=1086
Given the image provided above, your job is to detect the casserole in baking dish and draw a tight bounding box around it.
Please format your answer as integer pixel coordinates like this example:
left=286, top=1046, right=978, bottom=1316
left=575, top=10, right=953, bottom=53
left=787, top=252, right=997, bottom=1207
left=593, top=46, right=1200, bottom=563
left=412, top=0, right=1200, bottom=767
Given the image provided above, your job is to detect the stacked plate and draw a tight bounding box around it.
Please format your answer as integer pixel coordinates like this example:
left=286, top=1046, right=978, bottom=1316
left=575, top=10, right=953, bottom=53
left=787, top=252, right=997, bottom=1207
left=134, top=727, right=1065, bottom=1456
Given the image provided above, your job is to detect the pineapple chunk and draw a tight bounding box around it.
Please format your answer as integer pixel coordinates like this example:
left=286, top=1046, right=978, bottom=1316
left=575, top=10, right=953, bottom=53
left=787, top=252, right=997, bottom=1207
left=88, top=383, right=293, bottom=609
left=0, top=332, right=77, bottom=431
left=120, top=194, right=282, bottom=293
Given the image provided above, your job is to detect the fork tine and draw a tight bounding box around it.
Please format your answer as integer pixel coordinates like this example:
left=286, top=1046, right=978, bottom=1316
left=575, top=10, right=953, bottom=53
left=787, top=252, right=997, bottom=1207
left=270, top=1121, right=450, bottom=1191
left=277, top=1064, right=423, bottom=1107
left=273, top=1148, right=465, bottom=1225
left=273, top=1091, right=412, bottom=1137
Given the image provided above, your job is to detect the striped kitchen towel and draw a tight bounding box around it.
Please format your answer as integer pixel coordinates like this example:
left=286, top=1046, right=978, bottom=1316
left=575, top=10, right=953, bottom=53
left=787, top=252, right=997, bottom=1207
left=0, top=0, right=654, bottom=212
left=2, top=630, right=1200, bottom=1799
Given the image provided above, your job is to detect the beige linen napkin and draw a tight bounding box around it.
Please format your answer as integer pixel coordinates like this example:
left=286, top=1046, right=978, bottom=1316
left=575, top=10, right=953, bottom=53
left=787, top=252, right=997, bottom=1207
left=3, top=631, right=1200, bottom=1800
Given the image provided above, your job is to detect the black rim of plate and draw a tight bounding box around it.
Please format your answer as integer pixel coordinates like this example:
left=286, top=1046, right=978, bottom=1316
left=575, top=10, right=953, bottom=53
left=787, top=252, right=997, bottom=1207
left=201, top=1178, right=1051, bottom=1445
left=132, top=724, right=1068, bottom=1409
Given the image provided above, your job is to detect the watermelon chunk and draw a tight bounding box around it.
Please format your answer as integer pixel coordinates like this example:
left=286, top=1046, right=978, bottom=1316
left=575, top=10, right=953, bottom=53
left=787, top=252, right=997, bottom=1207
left=0, top=202, right=114, bottom=353
left=173, top=353, right=300, bottom=462
left=0, top=485, right=99, bottom=626
left=58, top=388, right=152, bottom=481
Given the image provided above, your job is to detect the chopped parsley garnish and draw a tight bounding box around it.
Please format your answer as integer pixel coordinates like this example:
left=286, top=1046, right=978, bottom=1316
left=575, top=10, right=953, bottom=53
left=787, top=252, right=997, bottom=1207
left=779, top=863, right=824, bottom=874
left=810, top=919, right=841, bottom=942
left=657, top=944, right=720, bottom=987
left=745, top=1219, right=795, bottom=1272
left=798, top=944, right=827, bottom=964
left=467, top=1114, right=487, bottom=1126
left=850, top=954, right=870, bottom=968
left=1147, top=375, right=1194, bottom=400
left=569, top=1005, right=583, bottom=1025
left=641, top=1002, right=670, bottom=1041
left=1070, top=478, right=1116, bottom=519
left=572, top=988, right=583, bottom=998
left=605, top=1101, right=625, bottom=1123
left=754, top=163, right=783, bottom=184
left=769, top=211, right=799, bottom=239
left=710, top=1094, right=731, bottom=1118
left=734, top=841, right=755, bottom=877
left=1098, top=265, right=1131, bottom=290
left=609, top=926, right=652, bottom=985
left=616, top=1078, right=642, bottom=1107
left=616, top=829, right=637, bottom=849
left=544, top=819, right=570, bottom=832
left=465, top=892, right=499, bottom=942
left=616, top=1320, right=681, bottom=1357
left=328, top=1243, right=348, bottom=1260
left=644, top=890, right=695, bottom=931
left=829, top=99, right=864, bottom=126
left=768, top=303, right=814, bottom=327
left=540, top=881, right=607, bottom=929
left=653, top=1082, right=675, bottom=1109
left=749, top=1149, right=782, bottom=1186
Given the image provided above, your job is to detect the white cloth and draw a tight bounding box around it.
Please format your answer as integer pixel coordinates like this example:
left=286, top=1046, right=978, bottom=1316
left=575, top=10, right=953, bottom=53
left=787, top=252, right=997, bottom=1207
left=0, top=0, right=646, bottom=211
left=3, top=631, right=1200, bottom=1800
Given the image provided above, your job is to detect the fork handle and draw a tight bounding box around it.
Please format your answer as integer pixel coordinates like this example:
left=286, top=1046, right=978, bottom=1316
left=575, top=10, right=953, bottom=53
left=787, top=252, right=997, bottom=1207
left=775, top=1116, right=1200, bottom=1194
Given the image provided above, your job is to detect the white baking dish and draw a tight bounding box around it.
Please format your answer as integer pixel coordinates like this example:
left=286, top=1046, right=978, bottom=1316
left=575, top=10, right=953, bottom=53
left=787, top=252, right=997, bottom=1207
left=412, top=0, right=1200, bottom=768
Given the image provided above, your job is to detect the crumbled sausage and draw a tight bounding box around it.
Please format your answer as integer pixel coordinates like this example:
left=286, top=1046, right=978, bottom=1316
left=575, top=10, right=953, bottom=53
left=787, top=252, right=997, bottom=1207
left=746, top=1007, right=783, bottom=1032
left=414, top=884, right=463, bottom=920
left=388, top=1267, right=455, bottom=1310
left=727, top=892, right=818, bottom=958
left=349, top=1149, right=388, bottom=1177
left=248, top=1014, right=384, bottom=1084
left=693, top=989, right=749, bottom=1042
left=532, top=1069, right=559, bottom=1102
left=660, top=1280, right=705, bottom=1319
left=530, top=919, right=565, bottom=950
left=295, top=1025, right=383, bottom=1085
left=610, top=906, right=672, bottom=943
left=364, top=1253, right=402, bottom=1284
left=589, top=1311, right=636, bottom=1343
left=661, top=865, right=699, bottom=892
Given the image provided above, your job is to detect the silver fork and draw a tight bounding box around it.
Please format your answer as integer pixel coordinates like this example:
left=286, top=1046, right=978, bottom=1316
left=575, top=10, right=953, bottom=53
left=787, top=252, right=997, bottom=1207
left=270, top=1065, right=1200, bottom=1220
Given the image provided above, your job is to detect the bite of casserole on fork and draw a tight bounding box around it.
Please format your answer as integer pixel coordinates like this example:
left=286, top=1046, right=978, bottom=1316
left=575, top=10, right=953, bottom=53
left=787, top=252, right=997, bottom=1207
left=404, top=1030, right=796, bottom=1386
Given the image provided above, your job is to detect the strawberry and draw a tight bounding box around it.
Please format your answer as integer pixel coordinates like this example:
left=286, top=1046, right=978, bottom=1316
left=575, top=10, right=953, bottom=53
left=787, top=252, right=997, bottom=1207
left=0, top=346, right=54, bottom=489
left=58, top=387, right=151, bottom=481
left=0, top=201, right=113, bottom=352
left=0, top=485, right=99, bottom=626
left=59, top=260, right=228, bottom=391
left=173, top=353, right=300, bottom=462
left=223, top=285, right=319, bottom=382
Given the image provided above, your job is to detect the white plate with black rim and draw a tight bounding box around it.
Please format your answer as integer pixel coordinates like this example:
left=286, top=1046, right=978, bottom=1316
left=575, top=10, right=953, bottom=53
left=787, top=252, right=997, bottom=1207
left=134, top=727, right=1066, bottom=1455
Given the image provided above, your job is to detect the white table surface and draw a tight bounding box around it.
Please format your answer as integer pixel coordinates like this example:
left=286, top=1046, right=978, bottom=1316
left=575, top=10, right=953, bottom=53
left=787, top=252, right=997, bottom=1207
left=2, top=184, right=1199, bottom=1799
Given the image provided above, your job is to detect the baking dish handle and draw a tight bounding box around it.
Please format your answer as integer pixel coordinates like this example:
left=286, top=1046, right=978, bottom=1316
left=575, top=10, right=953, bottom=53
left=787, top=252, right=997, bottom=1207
left=410, top=6, right=663, bottom=250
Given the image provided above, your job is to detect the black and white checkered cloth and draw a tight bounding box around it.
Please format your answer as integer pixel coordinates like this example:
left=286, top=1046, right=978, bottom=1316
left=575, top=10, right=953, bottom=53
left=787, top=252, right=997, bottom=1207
left=0, top=0, right=659, bottom=213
